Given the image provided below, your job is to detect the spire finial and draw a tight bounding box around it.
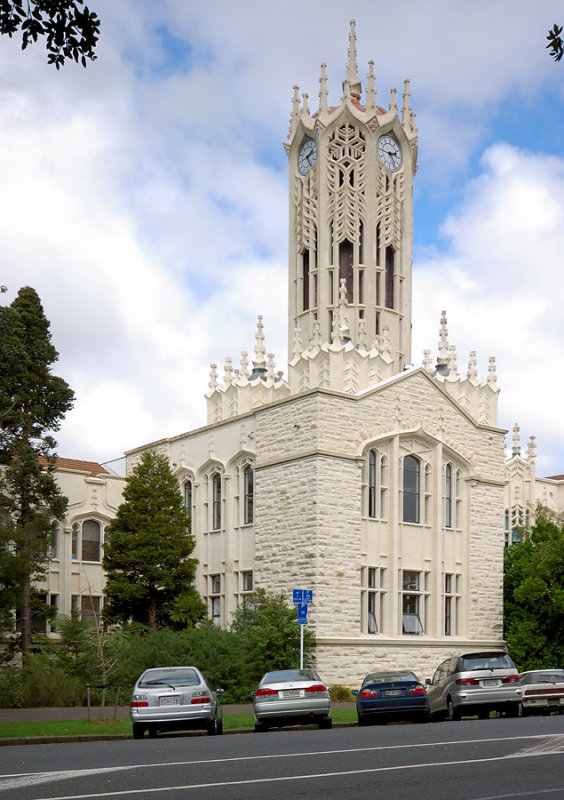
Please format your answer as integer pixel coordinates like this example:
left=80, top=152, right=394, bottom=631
left=467, top=351, right=478, bottom=381
left=253, top=315, right=266, bottom=371
left=401, top=79, right=411, bottom=125
left=436, top=310, right=449, bottom=375
left=344, top=19, right=362, bottom=100
left=527, top=435, right=537, bottom=465
left=240, top=351, right=250, bottom=379
left=487, top=356, right=497, bottom=387
left=512, top=423, right=521, bottom=457
left=301, top=92, right=310, bottom=116
left=208, top=363, right=218, bottom=391
left=319, top=63, right=329, bottom=116
left=288, top=85, right=300, bottom=137
left=366, top=60, right=376, bottom=112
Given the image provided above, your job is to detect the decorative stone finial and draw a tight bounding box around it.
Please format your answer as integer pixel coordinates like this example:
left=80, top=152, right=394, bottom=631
left=345, top=19, right=361, bottom=99
left=366, top=60, right=376, bottom=112
left=301, top=92, right=310, bottom=116
left=436, top=310, right=449, bottom=375
left=527, top=435, right=537, bottom=465
left=512, top=423, right=521, bottom=457
left=208, top=363, right=218, bottom=391
left=487, top=356, right=497, bottom=386
left=401, top=79, right=411, bottom=125
left=224, top=357, right=233, bottom=386
left=253, top=315, right=266, bottom=369
left=447, top=345, right=457, bottom=377
left=292, top=326, right=302, bottom=359
left=240, top=351, right=250, bottom=379
left=389, top=87, right=398, bottom=112
left=422, top=349, right=432, bottom=372
left=467, top=351, right=478, bottom=381
left=319, top=63, right=329, bottom=116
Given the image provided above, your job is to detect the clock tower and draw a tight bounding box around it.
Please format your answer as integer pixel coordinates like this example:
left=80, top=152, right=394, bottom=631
left=286, top=21, right=418, bottom=394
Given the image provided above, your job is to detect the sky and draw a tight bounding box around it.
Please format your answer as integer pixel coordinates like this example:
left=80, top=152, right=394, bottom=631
left=1, top=0, right=564, bottom=476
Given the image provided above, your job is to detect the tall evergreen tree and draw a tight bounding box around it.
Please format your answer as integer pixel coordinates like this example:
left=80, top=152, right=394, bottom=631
left=0, top=286, right=74, bottom=655
left=103, top=450, right=206, bottom=629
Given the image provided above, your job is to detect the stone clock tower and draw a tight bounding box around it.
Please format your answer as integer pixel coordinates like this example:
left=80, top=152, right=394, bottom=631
left=286, top=21, right=418, bottom=395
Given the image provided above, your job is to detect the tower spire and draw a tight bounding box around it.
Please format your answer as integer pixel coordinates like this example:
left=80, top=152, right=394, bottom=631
left=345, top=19, right=361, bottom=100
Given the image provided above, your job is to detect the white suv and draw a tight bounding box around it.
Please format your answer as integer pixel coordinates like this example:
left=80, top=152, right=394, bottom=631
left=426, top=651, right=522, bottom=720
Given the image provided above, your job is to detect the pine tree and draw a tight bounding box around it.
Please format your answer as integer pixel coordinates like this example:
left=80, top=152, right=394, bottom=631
left=103, top=450, right=206, bottom=629
left=0, top=286, right=74, bottom=655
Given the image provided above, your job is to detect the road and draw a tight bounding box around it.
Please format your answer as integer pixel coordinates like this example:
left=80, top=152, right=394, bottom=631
left=0, top=715, right=563, bottom=800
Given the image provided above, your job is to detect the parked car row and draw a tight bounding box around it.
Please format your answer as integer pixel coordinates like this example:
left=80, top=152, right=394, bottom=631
left=129, top=654, right=564, bottom=739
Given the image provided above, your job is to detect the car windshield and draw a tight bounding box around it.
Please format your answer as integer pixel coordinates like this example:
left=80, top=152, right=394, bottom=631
left=139, top=668, right=200, bottom=687
left=461, top=653, right=513, bottom=671
left=261, top=669, right=319, bottom=684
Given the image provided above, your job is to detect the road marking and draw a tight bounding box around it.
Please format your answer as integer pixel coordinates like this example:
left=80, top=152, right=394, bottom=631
left=1, top=733, right=563, bottom=795
left=20, top=747, right=564, bottom=800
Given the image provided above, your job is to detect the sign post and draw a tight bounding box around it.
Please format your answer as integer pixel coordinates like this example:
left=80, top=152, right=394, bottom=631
left=292, top=589, right=313, bottom=669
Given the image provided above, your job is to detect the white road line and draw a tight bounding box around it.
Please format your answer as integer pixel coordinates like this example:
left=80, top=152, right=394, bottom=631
left=1, top=733, right=563, bottom=794
left=23, top=749, right=564, bottom=800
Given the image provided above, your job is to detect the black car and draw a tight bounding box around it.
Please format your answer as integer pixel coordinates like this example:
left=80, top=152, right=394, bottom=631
left=353, top=670, right=430, bottom=725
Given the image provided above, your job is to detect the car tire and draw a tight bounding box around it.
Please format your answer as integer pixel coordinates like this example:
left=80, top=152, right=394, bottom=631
left=447, top=698, right=461, bottom=721
left=132, top=724, right=144, bottom=740
left=416, top=709, right=430, bottom=723
left=357, top=715, right=369, bottom=727
left=207, top=718, right=218, bottom=736
left=505, top=703, right=520, bottom=718
left=319, top=717, right=333, bottom=729
left=217, top=719, right=223, bottom=735
left=478, top=708, right=490, bottom=720
left=254, top=721, right=267, bottom=732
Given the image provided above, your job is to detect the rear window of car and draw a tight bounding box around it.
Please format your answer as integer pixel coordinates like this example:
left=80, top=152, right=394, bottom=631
left=461, top=654, right=514, bottom=671
left=522, top=671, right=564, bottom=684
left=261, top=669, right=319, bottom=683
left=365, top=672, right=418, bottom=684
left=139, top=668, right=200, bottom=687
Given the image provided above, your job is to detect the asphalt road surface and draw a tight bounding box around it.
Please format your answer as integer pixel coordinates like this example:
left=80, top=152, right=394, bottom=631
left=1, top=714, right=563, bottom=800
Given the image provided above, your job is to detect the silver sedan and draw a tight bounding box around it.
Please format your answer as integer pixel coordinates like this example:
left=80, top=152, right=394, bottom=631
left=130, top=666, right=223, bottom=739
left=252, top=668, right=332, bottom=732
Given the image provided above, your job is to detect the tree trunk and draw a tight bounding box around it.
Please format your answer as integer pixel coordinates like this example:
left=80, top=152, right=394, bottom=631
left=21, top=575, right=32, bottom=657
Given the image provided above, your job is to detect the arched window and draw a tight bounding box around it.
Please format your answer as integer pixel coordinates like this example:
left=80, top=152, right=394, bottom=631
left=403, top=455, right=420, bottom=524
left=82, top=519, right=101, bottom=561
left=244, top=465, right=254, bottom=524
left=445, top=463, right=453, bottom=528
left=212, top=472, right=222, bottom=531
left=368, top=450, right=377, bottom=518
left=380, top=456, right=388, bottom=519
left=184, top=479, right=193, bottom=533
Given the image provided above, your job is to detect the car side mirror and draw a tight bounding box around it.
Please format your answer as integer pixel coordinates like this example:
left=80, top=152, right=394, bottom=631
left=351, top=689, right=359, bottom=696
left=215, top=688, right=224, bottom=695
left=425, top=678, right=432, bottom=685
left=250, top=691, right=256, bottom=698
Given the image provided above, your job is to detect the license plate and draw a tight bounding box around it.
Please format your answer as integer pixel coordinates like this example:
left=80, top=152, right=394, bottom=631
left=281, top=689, right=301, bottom=698
left=159, top=696, right=180, bottom=706
left=385, top=689, right=402, bottom=696
left=482, top=680, right=500, bottom=687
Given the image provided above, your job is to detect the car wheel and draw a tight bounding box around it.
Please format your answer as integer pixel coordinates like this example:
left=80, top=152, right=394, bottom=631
left=504, top=703, right=520, bottom=718
left=447, top=698, right=461, bottom=721
left=357, top=715, right=369, bottom=727
left=148, top=726, right=157, bottom=738
left=319, top=717, right=332, bottom=729
left=416, top=709, right=430, bottom=723
left=207, top=718, right=218, bottom=736
left=478, top=708, right=490, bottom=720
left=132, top=724, right=144, bottom=740
left=254, top=721, right=267, bottom=732
left=217, top=719, right=223, bottom=735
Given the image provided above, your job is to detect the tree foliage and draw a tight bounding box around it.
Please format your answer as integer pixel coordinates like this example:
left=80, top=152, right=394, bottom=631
left=230, top=588, right=316, bottom=682
left=103, top=451, right=206, bottom=630
left=547, top=23, right=564, bottom=62
left=504, top=508, right=564, bottom=670
left=0, top=0, right=99, bottom=68
left=0, top=286, right=74, bottom=656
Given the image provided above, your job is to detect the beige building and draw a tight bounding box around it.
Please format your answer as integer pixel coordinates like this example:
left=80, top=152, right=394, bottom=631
left=33, top=24, right=560, bottom=685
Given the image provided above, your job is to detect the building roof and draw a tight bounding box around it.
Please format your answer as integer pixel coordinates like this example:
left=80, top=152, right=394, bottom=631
left=40, top=457, right=110, bottom=476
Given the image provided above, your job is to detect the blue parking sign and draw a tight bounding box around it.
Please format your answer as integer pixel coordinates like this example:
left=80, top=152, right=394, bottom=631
left=303, top=590, right=313, bottom=604
left=293, top=589, right=303, bottom=603
left=297, top=603, right=308, bottom=624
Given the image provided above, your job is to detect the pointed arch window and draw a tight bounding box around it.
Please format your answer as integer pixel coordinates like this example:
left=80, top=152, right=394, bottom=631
left=445, top=463, right=453, bottom=528
left=403, top=455, right=420, bottom=524
left=184, top=480, right=193, bottom=534
left=212, top=472, right=222, bottom=531
left=244, top=465, right=254, bottom=525
left=368, top=450, right=377, bottom=518
left=82, top=519, right=102, bottom=561
left=339, top=239, right=354, bottom=302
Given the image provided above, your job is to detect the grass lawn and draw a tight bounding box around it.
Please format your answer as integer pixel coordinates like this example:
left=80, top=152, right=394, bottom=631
left=0, top=708, right=358, bottom=739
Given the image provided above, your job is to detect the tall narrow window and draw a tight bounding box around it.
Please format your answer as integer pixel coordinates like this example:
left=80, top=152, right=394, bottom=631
left=50, top=522, right=59, bottom=559
left=363, top=566, right=386, bottom=634
left=385, top=245, right=395, bottom=309
left=302, top=250, right=310, bottom=311
left=424, top=464, right=432, bottom=524
left=71, top=523, right=79, bottom=560
left=81, top=595, right=101, bottom=625
left=402, top=570, right=427, bottom=634
left=82, top=520, right=101, bottom=562
left=359, top=220, right=364, bottom=264
left=212, top=473, right=222, bottom=530
left=184, top=480, right=192, bottom=533
left=445, top=464, right=453, bottom=528
left=444, top=573, right=461, bottom=636
left=368, top=450, right=377, bottom=518
left=380, top=456, right=388, bottom=520
left=403, top=455, right=420, bottom=524
left=210, top=574, right=221, bottom=625
left=358, top=269, right=364, bottom=305
left=244, top=465, right=254, bottom=524
left=339, top=239, right=354, bottom=302
left=242, top=571, right=253, bottom=593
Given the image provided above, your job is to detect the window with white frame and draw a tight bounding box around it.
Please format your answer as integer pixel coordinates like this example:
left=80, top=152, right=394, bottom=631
left=242, top=570, right=253, bottom=593
left=362, top=566, right=386, bottom=634
left=401, top=570, right=429, bottom=634
left=403, top=455, right=421, bottom=524
left=380, top=456, right=388, bottom=519
left=366, top=450, right=388, bottom=520
left=81, top=595, right=101, bottom=625
left=444, top=573, right=461, bottom=636
left=184, top=479, right=193, bottom=534
left=368, top=450, right=377, bottom=518
left=212, top=472, right=222, bottom=531
left=243, top=465, right=254, bottom=524
left=50, top=521, right=59, bottom=559
left=71, top=519, right=103, bottom=562
left=210, top=574, right=221, bottom=625
left=424, top=463, right=431, bottom=524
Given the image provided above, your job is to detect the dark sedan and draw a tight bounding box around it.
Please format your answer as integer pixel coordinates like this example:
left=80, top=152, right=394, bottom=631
left=353, top=670, right=430, bottom=725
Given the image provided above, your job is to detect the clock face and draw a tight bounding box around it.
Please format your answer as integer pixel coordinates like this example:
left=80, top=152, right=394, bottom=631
left=298, top=138, right=318, bottom=175
left=377, top=133, right=402, bottom=172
